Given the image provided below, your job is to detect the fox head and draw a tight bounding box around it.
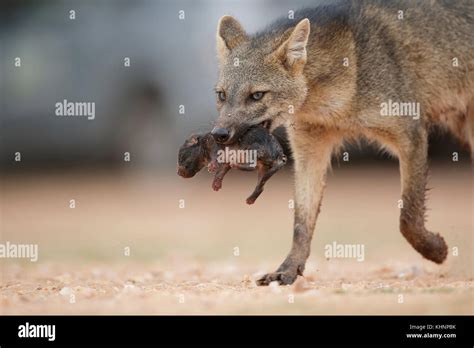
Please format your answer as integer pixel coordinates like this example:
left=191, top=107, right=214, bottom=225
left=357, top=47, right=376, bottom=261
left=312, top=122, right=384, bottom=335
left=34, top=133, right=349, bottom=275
left=212, top=16, right=310, bottom=144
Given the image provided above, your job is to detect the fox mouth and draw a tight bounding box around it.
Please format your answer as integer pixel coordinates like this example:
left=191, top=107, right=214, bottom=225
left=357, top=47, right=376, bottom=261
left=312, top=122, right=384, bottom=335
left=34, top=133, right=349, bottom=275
left=260, top=119, right=273, bottom=130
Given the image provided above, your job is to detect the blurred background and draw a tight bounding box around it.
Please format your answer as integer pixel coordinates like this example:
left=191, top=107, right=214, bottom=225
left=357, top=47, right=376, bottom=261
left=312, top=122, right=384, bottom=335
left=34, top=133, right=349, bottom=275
left=1, top=0, right=471, bottom=170
left=0, top=0, right=472, bottom=315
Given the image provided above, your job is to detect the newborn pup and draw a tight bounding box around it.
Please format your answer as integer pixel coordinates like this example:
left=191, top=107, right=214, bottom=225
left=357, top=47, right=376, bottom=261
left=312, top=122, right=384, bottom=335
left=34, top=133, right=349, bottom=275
left=177, top=126, right=286, bottom=204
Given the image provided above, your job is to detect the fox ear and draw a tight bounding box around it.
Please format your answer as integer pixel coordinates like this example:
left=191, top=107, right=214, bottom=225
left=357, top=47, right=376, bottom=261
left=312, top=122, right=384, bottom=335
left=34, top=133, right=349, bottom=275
left=275, top=18, right=310, bottom=71
left=216, top=16, right=247, bottom=60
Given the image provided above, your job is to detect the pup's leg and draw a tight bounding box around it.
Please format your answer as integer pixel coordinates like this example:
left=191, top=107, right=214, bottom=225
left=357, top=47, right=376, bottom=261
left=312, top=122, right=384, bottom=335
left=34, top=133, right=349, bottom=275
left=396, top=127, right=448, bottom=263
left=207, top=159, right=219, bottom=173
left=211, top=163, right=231, bottom=191
left=257, top=126, right=340, bottom=285
left=246, top=160, right=285, bottom=205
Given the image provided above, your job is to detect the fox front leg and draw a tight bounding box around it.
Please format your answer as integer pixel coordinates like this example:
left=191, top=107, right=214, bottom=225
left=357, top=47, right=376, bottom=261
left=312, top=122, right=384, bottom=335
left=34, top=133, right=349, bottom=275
left=257, top=128, right=340, bottom=285
left=396, top=128, right=448, bottom=263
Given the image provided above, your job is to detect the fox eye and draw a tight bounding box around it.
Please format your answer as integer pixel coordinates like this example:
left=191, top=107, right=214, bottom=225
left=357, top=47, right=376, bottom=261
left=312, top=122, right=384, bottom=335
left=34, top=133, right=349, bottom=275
left=217, top=91, right=226, bottom=102
left=250, top=92, right=265, bottom=101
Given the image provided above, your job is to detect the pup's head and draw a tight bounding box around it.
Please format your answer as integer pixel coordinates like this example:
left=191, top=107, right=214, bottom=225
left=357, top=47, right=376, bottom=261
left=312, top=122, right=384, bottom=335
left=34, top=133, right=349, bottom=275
left=177, top=134, right=209, bottom=178
left=212, top=16, right=310, bottom=144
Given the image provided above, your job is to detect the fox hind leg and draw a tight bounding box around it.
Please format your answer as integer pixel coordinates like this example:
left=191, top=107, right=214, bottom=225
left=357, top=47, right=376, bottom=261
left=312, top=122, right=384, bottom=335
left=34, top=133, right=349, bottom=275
left=396, top=127, right=448, bottom=263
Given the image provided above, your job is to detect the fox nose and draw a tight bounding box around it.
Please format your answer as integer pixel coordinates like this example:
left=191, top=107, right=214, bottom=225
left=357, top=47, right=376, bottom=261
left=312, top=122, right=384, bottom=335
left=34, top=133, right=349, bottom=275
left=211, top=127, right=230, bottom=143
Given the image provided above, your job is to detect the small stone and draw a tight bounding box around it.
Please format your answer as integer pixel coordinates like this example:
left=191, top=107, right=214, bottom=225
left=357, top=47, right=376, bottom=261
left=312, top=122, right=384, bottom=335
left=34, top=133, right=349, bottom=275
left=242, top=274, right=251, bottom=284
left=341, top=283, right=351, bottom=290
left=269, top=281, right=281, bottom=293
left=59, top=287, right=73, bottom=296
left=73, top=286, right=94, bottom=297
left=122, top=283, right=140, bottom=294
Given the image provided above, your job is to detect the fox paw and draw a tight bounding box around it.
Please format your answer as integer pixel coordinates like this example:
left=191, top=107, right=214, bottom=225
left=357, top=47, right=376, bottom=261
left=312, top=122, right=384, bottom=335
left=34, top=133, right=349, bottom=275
left=418, top=232, right=448, bottom=264
left=256, top=260, right=305, bottom=286
left=256, top=270, right=299, bottom=286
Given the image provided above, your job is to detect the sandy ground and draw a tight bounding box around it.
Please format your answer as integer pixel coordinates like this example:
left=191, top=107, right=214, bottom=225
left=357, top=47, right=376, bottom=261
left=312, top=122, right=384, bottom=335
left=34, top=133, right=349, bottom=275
left=0, top=163, right=472, bottom=314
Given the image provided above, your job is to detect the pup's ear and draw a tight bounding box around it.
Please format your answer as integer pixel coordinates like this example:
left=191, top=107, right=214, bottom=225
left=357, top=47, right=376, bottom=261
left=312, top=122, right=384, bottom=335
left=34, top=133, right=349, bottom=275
left=187, top=135, right=199, bottom=146
left=273, top=18, right=310, bottom=72
left=216, top=15, right=247, bottom=60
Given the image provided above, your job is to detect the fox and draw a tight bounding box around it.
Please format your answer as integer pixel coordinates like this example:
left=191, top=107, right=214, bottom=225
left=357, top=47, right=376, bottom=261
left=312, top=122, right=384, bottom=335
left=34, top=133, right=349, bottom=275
left=210, top=0, right=474, bottom=285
